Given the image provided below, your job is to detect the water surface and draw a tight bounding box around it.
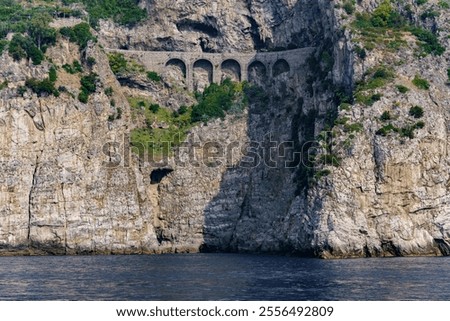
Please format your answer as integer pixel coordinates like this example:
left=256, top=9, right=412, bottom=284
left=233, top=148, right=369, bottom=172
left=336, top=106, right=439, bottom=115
left=0, top=254, right=448, bottom=300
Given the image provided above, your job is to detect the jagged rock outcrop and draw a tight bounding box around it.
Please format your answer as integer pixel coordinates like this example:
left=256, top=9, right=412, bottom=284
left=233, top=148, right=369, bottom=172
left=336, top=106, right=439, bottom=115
left=97, top=0, right=334, bottom=52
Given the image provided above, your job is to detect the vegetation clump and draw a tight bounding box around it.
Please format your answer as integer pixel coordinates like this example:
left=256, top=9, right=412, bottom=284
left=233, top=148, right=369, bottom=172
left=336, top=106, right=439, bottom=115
left=130, top=79, right=249, bottom=159
left=412, top=75, right=430, bottom=90
left=78, top=73, right=98, bottom=103
left=191, top=79, right=247, bottom=123
left=376, top=123, right=398, bottom=136
left=108, top=53, right=145, bottom=75
left=396, top=85, right=409, bottom=93
left=409, top=106, right=424, bottom=119
left=380, top=111, right=392, bottom=121
left=147, top=71, right=161, bottom=82
left=9, top=34, right=44, bottom=65
left=62, top=60, right=83, bottom=74
left=60, top=23, right=95, bottom=50
left=25, top=77, right=59, bottom=97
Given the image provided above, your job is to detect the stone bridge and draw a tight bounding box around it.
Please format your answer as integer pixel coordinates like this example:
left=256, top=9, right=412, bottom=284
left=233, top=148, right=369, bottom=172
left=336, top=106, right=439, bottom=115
left=106, top=47, right=316, bottom=91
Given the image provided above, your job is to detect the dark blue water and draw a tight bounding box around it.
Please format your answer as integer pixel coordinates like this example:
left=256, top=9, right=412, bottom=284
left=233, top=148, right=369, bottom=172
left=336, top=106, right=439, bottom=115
left=0, top=254, right=449, bottom=300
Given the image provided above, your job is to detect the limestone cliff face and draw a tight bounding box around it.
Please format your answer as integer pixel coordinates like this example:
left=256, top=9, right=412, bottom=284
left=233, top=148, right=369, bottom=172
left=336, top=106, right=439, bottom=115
left=1, top=0, right=449, bottom=258
left=306, top=0, right=450, bottom=258
left=0, top=38, right=174, bottom=254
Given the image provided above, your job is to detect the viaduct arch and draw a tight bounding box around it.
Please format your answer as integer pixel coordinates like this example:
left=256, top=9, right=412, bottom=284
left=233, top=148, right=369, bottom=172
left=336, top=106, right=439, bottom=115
left=107, top=47, right=316, bottom=91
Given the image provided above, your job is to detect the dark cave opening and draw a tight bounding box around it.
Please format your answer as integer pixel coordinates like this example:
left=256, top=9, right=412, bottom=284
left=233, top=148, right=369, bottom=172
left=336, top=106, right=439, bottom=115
left=176, top=20, right=220, bottom=37
left=150, top=168, right=174, bottom=185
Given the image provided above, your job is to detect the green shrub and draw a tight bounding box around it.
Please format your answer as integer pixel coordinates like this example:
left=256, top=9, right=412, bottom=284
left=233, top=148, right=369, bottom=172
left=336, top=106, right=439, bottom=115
left=416, top=0, right=428, bottom=5
left=73, top=60, right=83, bottom=72
left=339, top=103, right=352, bottom=111
left=78, top=73, right=98, bottom=103
left=400, top=125, right=415, bottom=139
left=178, top=105, right=188, bottom=115
left=377, top=121, right=424, bottom=139
left=104, top=86, right=114, bottom=96
left=0, top=80, right=7, bottom=90
left=410, top=28, right=445, bottom=56
left=108, top=53, right=128, bottom=74
left=0, top=40, right=8, bottom=54
left=380, top=111, right=391, bottom=121
left=55, top=6, right=83, bottom=18
left=62, top=64, right=73, bottom=74
left=370, top=0, right=404, bottom=28
left=409, top=106, right=424, bottom=118
left=396, top=85, right=409, bottom=93
left=343, top=0, right=355, bottom=14
left=357, top=66, right=395, bottom=91
left=355, top=92, right=382, bottom=105
left=60, top=23, right=95, bottom=50
left=78, top=90, right=89, bottom=103
left=315, top=169, right=331, bottom=180
left=17, top=86, right=27, bottom=96
left=49, top=66, right=57, bottom=83
left=412, top=75, right=430, bottom=90
left=87, top=56, right=96, bottom=67
left=421, top=10, right=439, bottom=21
left=28, top=12, right=57, bottom=50
left=439, top=1, right=450, bottom=9
left=344, top=122, right=364, bottom=133
left=80, top=73, right=98, bottom=94
left=191, top=79, right=240, bottom=123
left=59, top=27, right=73, bottom=38
left=150, top=103, right=160, bottom=113
left=9, top=34, right=44, bottom=65
left=62, top=60, right=83, bottom=74
left=354, top=45, right=367, bottom=59
left=376, top=123, right=398, bottom=136
left=335, top=117, right=349, bottom=125
left=147, top=71, right=161, bottom=82
left=25, top=78, right=59, bottom=97
left=415, top=121, right=425, bottom=129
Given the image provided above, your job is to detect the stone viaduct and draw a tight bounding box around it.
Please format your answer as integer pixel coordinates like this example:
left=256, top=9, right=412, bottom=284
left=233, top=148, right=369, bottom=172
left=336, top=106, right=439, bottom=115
left=106, top=47, right=316, bottom=91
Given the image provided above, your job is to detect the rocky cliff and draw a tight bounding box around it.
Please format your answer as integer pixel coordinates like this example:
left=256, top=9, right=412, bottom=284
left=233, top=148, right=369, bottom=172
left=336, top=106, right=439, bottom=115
left=0, top=0, right=449, bottom=258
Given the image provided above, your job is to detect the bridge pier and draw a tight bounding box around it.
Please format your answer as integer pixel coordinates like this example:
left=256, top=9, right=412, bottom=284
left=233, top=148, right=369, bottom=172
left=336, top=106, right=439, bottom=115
left=241, top=64, right=248, bottom=82
left=213, top=65, right=221, bottom=85
left=187, top=61, right=194, bottom=92
left=266, top=62, right=273, bottom=81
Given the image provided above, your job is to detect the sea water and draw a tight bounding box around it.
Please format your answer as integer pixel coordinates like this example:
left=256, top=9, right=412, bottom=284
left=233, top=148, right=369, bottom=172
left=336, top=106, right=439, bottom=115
left=0, top=254, right=448, bottom=300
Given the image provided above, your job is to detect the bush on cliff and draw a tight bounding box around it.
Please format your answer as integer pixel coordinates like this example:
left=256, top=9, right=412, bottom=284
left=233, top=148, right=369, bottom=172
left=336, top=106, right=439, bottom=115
left=191, top=79, right=247, bottom=123
left=60, top=23, right=95, bottom=50
left=25, top=78, right=59, bottom=97
left=9, top=34, right=44, bottom=65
